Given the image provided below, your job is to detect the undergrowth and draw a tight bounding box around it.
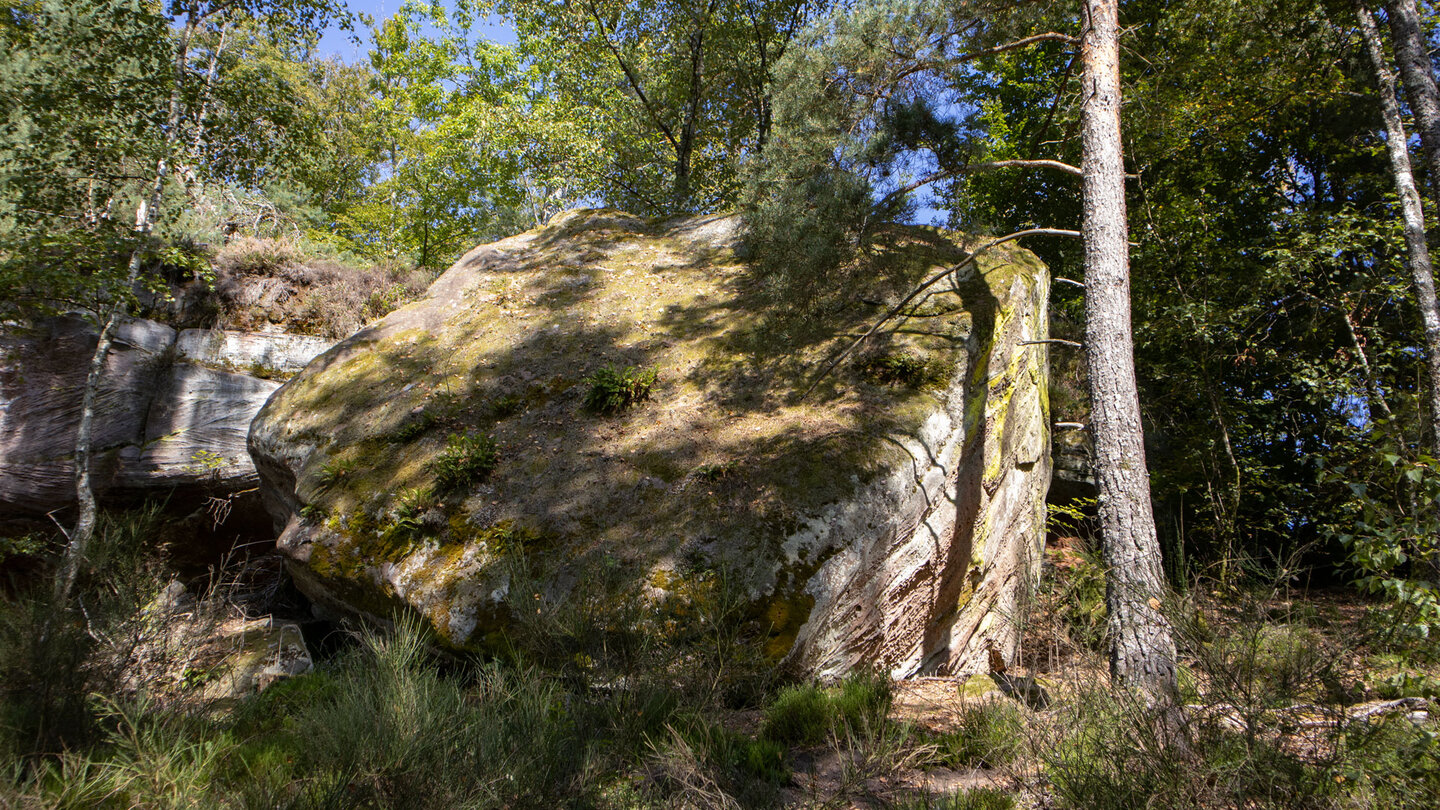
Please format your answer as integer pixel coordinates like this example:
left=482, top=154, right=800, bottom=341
left=931, top=701, right=1023, bottom=769
left=856, top=351, right=943, bottom=388
left=4, top=505, right=1440, bottom=809
left=760, top=669, right=891, bottom=746
left=583, top=365, right=658, bottom=415
left=432, top=432, right=499, bottom=491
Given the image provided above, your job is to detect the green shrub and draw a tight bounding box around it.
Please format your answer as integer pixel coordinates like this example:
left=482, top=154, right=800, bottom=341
left=933, top=701, right=1023, bottom=769
left=761, top=671, right=892, bottom=746
left=0, top=533, right=46, bottom=565
left=487, top=393, right=526, bottom=419
left=742, top=162, right=876, bottom=321
left=0, top=505, right=169, bottom=757
left=692, top=461, right=736, bottom=482
left=231, top=671, right=340, bottom=737
left=1322, top=449, right=1440, bottom=643
left=1208, top=624, right=1331, bottom=706
left=583, top=365, right=657, bottom=415
left=1049, top=543, right=1108, bottom=652
left=647, top=718, right=786, bottom=809
left=392, top=411, right=437, bottom=443
left=315, top=458, right=356, bottom=491
left=432, top=433, right=498, bottom=491
left=1037, top=682, right=1377, bottom=810
left=1374, top=669, right=1440, bottom=700
left=1336, top=714, right=1440, bottom=808
left=831, top=668, right=893, bottom=731
left=674, top=717, right=788, bottom=784
left=363, top=281, right=412, bottom=320
left=379, top=486, right=436, bottom=549
left=761, top=684, right=831, bottom=745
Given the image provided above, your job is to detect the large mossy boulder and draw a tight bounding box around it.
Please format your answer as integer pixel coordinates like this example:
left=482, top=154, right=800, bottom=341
left=249, top=210, right=1051, bottom=678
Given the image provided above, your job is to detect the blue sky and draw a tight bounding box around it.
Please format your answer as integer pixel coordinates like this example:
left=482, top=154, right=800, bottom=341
left=311, top=0, right=951, bottom=224
left=316, top=0, right=516, bottom=60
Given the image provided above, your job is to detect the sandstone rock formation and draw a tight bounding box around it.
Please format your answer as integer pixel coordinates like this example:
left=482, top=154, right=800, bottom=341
left=1050, top=427, right=1097, bottom=506
left=250, top=210, right=1052, bottom=678
left=0, top=316, right=332, bottom=520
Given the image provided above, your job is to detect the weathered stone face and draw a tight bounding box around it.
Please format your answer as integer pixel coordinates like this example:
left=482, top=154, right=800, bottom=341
left=0, top=316, right=332, bottom=519
left=248, top=209, right=1051, bottom=677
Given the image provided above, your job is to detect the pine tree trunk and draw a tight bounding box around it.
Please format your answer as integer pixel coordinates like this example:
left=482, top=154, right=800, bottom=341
left=1356, top=1, right=1440, bottom=457
left=1385, top=0, right=1440, bottom=195
left=1079, top=0, right=1184, bottom=729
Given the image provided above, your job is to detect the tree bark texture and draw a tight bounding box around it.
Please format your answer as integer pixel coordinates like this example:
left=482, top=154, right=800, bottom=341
left=1384, top=0, right=1440, bottom=196
left=1079, top=0, right=1184, bottom=721
left=1356, top=0, right=1440, bottom=457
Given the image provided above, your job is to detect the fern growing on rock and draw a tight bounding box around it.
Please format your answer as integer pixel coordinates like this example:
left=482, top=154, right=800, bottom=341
left=583, top=365, right=657, bottom=415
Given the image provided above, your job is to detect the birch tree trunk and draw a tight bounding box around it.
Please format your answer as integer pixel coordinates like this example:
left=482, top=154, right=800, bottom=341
left=56, top=21, right=193, bottom=606
left=1355, top=0, right=1440, bottom=457
left=1079, top=0, right=1184, bottom=729
left=1384, top=0, right=1440, bottom=195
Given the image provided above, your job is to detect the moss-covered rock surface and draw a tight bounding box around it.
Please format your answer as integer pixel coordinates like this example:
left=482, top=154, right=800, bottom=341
left=249, top=209, right=1051, bottom=677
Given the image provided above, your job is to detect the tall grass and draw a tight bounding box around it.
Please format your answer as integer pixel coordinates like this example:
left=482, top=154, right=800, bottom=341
left=277, top=617, right=586, bottom=809
left=2, top=618, right=593, bottom=809
left=0, top=505, right=172, bottom=757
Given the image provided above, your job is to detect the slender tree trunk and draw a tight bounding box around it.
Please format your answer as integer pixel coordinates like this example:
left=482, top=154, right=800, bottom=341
left=57, top=197, right=158, bottom=605
left=674, top=4, right=716, bottom=210
left=1356, top=1, right=1440, bottom=457
left=1343, top=302, right=1396, bottom=421
left=1079, top=0, right=1185, bottom=730
left=56, top=20, right=193, bottom=605
left=183, top=22, right=227, bottom=189
left=1385, top=0, right=1440, bottom=195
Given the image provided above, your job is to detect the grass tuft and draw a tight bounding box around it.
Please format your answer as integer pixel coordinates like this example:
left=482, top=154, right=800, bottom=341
left=932, top=700, right=1023, bottom=769
left=761, top=670, right=893, bottom=746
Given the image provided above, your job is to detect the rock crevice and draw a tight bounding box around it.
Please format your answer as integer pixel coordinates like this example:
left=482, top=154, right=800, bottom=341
left=0, top=316, right=333, bottom=519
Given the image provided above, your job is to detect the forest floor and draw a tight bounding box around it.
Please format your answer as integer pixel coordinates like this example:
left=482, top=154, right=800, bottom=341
left=760, top=573, right=1440, bottom=809
left=3, top=511, right=1438, bottom=809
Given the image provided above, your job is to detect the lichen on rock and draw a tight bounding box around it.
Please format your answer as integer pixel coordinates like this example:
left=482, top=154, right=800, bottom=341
left=249, top=209, right=1051, bottom=677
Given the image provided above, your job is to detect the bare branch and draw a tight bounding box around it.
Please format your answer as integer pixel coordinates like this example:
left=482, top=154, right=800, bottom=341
left=977, top=159, right=1082, bottom=175
left=801, top=228, right=1082, bottom=398
left=47, top=509, right=73, bottom=541
left=581, top=0, right=680, bottom=152
left=1021, top=338, right=1083, bottom=347
left=876, top=160, right=1082, bottom=211
left=896, top=32, right=1078, bottom=82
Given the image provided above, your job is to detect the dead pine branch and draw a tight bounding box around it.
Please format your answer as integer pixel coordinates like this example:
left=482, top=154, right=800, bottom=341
left=801, top=228, right=1082, bottom=398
